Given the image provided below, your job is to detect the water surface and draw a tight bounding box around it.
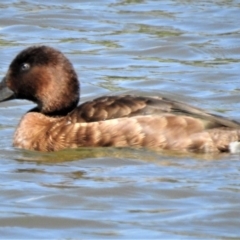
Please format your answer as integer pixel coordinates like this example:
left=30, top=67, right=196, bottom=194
left=0, top=0, right=240, bottom=239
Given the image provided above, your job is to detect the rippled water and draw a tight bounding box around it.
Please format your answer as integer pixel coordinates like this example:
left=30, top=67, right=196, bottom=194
left=0, top=0, right=240, bottom=239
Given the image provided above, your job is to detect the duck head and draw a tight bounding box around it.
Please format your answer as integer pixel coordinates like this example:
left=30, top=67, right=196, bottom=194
left=0, top=46, right=80, bottom=116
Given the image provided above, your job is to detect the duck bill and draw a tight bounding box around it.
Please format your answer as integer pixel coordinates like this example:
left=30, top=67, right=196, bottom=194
left=0, top=76, right=15, bottom=102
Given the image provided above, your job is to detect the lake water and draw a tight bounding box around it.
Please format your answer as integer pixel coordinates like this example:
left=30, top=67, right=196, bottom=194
left=0, top=0, right=240, bottom=239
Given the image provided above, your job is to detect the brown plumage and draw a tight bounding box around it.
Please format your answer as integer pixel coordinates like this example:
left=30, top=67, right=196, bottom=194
left=0, top=45, right=240, bottom=153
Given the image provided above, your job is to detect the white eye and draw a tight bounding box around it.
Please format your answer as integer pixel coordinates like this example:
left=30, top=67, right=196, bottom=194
left=21, top=63, right=30, bottom=71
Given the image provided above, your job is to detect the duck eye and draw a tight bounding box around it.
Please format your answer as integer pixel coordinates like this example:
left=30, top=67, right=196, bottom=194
left=21, top=63, right=30, bottom=71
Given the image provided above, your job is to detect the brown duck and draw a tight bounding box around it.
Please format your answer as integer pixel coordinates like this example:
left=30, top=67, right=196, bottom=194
left=0, top=45, right=240, bottom=153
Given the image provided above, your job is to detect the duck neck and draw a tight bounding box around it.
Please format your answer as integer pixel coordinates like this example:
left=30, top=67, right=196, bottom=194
left=29, top=99, right=79, bottom=117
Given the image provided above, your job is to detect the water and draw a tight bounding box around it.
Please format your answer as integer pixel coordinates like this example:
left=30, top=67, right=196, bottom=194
left=0, top=0, right=240, bottom=238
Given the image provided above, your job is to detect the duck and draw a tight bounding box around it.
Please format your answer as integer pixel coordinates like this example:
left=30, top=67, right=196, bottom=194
left=0, top=45, right=240, bottom=153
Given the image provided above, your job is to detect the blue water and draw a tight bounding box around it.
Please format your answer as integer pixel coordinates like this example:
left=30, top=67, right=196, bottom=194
left=0, top=0, right=240, bottom=238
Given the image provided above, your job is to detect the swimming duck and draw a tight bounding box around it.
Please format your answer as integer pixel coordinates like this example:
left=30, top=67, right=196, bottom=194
left=0, top=45, right=240, bottom=152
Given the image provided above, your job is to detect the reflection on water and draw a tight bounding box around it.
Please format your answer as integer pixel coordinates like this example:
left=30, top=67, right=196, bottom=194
left=11, top=147, right=230, bottom=163
left=0, top=0, right=240, bottom=239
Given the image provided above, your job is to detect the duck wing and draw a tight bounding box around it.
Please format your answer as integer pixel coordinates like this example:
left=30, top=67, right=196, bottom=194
left=68, top=95, right=240, bottom=129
